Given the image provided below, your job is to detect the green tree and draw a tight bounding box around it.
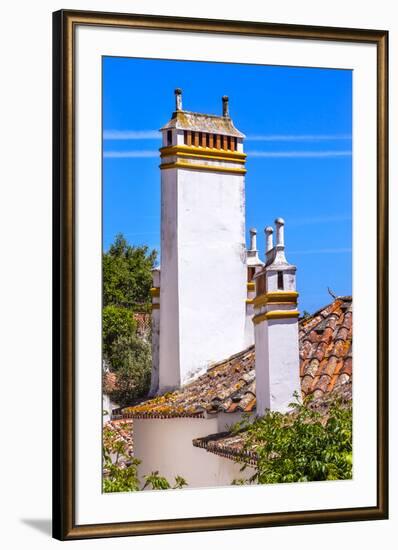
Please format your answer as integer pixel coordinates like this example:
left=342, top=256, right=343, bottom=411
left=107, top=335, right=152, bottom=406
left=232, top=395, right=352, bottom=484
left=103, top=233, right=157, bottom=310
left=102, top=304, right=137, bottom=359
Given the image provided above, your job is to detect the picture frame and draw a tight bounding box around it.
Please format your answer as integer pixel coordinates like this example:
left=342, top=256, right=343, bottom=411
left=52, top=9, right=389, bottom=540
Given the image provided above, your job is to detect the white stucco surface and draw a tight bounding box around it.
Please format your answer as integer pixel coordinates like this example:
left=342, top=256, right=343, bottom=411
left=158, top=167, right=180, bottom=391
left=158, top=163, right=247, bottom=390
left=255, top=317, right=301, bottom=415
left=133, top=416, right=255, bottom=489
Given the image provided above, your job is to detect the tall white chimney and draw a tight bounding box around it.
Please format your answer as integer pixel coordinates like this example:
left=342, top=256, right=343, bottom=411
left=158, top=91, right=247, bottom=391
left=253, top=218, right=301, bottom=414
left=244, top=228, right=264, bottom=348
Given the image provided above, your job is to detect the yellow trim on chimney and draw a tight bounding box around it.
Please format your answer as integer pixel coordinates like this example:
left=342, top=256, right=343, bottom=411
left=160, top=161, right=246, bottom=175
left=253, top=291, right=298, bottom=308
left=160, top=144, right=246, bottom=161
left=247, top=282, right=256, bottom=292
left=267, top=291, right=299, bottom=302
left=246, top=299, right=254, bottom=305
left=151, top=303, right=160, bottom=310
left=252, top=310, right=299, bottom=324
left=164, top=151, right=246, bottom=165
left=252, top=294, right=268, bottom=308
left=150, top=287, right=160, bottom=298
left=266, top=310, right=300, bottom=320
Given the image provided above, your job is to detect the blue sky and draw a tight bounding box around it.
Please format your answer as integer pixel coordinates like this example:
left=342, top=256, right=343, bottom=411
left=103, top=57, right=352, bottom=314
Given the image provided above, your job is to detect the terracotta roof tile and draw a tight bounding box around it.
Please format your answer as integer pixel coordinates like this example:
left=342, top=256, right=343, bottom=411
left=193, top=381, right=352, bottom=462
left=121, top=297, right=352, bottom=419
left=161, top=110, right=245, bottom=138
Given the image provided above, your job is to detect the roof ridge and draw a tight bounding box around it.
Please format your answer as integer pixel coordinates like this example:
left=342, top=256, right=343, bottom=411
left=206, top=345, right=255, bottom=373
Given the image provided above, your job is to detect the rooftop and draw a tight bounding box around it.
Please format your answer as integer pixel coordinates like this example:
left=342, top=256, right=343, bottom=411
left=160, top=110, right=245, bottom=138
left=192, top=380, right=353, bottom=464
left=120, top=297, right=352, bottom=419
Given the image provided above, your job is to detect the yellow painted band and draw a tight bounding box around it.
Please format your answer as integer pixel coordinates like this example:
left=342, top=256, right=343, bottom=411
left=160, top=145, right=246, bottom=161
left=151, top=303, right=160, bottom=310
left=150, top=287, right=160, bottom=297
left=254, top=301, right=297, bottom=309
left=253, top=291, right=298, bottom=308
left=247, top=282, right=256, bottom=291
left=252, top=294, right=268, bottom=308
left=267, top=291, right=299, bottom=300
left=161, top=151, right=246, bottom=165
left=160, top=161, right=246, bottom=175
left=266, top=310, right=300, bottom=320
left=253, top=310, right=299, bottom=324
left=246, top=299, right=254, bottom=305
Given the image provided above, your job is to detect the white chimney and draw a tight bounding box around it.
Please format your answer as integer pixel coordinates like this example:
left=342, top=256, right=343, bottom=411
left=275, top=217, right=285, bottom=246
left=249, top=227, right=257, bottom=251
left=244, top=228, right=264, bottom=348
left=158, top=91, right=247, bottom=391
left=265, top=226, right=273, bottom=253
left=253, top=219, right=301, bottom=414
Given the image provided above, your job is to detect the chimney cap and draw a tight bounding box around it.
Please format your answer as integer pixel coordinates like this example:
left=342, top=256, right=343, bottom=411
left=275, top=217, right=285, bottom=225
left=250, top=227, right=257, bottom=234
left=265, top=226, right=274, bottom=233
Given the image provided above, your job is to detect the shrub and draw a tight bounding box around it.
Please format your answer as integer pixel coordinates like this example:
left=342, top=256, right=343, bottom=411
left=107, top=335, right=152, bottom=406
left=233, top=394, right=352, bottom=484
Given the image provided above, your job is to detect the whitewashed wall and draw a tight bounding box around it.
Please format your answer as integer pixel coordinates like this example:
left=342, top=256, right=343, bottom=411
left=134, top=416, right=255, bottom=488
left=159, top=165, right=247, bottom=390
left=255, top=317, right=301, bottom=415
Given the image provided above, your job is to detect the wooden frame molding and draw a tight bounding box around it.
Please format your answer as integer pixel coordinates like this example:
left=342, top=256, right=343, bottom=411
left=53, top=8, right=389, bottom=540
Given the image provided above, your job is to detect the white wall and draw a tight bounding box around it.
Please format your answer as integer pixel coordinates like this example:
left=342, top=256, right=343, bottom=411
left=255, top=310, right=300, bottom=415
left=159, top=167, right=181, bottom=390
left=177, top=167, right=247, bottom=382
left=1, top=2, right=397, bottom=550
left=134, top=416, right=254, bottom=488
left=159, top=163, right=247, bottom=390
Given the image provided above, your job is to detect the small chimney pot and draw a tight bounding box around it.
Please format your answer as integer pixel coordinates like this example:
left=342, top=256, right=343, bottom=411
left=265, top=226, right=274, bottom=253
left=275, top=218, right=285, bottom=247
left=222, top=95, right=229, bottom=117
left=175, top=88, right=183, bottom=111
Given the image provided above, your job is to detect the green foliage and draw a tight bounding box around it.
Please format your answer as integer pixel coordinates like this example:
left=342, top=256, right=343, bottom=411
left=107, top=335, right=152, bottom=407
left=232, top=395, right=352, bottom=484
left=102, top=234, right=157, bottom=403
left=102, top=423, right=140, bottom=493
left=143, top=471, right=188, bottom=490
left=102, top=305, right=137, bottom=359
left=103, top=233, right=157, bottom=310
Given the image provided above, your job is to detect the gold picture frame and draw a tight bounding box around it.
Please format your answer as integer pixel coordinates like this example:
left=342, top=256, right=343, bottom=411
left=53, top=9, right=388, bottom=540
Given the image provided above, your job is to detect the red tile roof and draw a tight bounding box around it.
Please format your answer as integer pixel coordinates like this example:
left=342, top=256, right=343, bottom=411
left=120, top=297, right=352, bottom=419
left=103, top=419, right=134, bottom=455
left=192, top=380, right=352, bottom=463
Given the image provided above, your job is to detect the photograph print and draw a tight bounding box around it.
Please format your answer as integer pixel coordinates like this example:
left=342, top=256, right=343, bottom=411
left=102, top=57, right=352, bottom=492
